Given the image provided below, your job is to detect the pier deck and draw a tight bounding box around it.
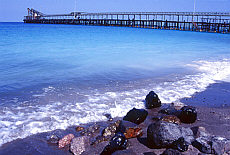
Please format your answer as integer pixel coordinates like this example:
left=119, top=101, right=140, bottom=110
left=24, top=9, right=230, bottom=33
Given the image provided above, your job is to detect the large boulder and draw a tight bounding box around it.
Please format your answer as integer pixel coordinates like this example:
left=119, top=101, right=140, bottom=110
left=178, top=106, right=197, bottom=124
left=145, top=91, right=161, bottom=109
left=123, top=108, right=148, bottom=125
left=70, top=136, right=90, bottom=155
left=101, top=132, right=128, bottom=155
left=147, top=121, right=194, bottom=148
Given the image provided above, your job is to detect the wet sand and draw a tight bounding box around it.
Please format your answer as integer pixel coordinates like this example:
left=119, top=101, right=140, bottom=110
left=0, top=81, right=230, bottom=155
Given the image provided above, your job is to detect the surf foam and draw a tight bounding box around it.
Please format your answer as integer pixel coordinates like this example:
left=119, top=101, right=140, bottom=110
left=0, top=59, right=230, bottom=146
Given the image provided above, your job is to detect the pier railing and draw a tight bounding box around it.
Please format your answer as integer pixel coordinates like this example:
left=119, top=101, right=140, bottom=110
left=24, top=9, right=230, bottom=33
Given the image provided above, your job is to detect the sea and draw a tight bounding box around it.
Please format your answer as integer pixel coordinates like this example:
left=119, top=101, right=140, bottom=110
left=0, top=22, right=230, bottom=146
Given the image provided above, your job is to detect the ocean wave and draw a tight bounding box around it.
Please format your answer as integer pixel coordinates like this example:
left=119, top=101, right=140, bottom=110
left=0, top=59, right=230, bottom=146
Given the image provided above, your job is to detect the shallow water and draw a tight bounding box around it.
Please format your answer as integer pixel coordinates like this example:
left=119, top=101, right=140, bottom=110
left=0, top=22, right=230, bottom=146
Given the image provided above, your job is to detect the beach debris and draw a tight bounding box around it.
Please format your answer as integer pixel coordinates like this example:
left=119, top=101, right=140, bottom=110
left=147, top=121, right=194, bottom=148
left=76, top=126, right=85, bottom=132
left=162, top=115, right=181, bottom=125
left=58, top=134, right=74, bottom=148
left=123, top=108, right=148, bottom=125
left=70, top=136, right=90, bottom=155
left=47, top=134, right=60, bottom=144
left=103, top=113, right=113, bottom=121
left=145, top=91, right=161, bottom=109
left=178, top=106, right=197, bottom=124
left=101, top=132, right=128, bottom=155
left=171, top=137, right=189, bottom=152
left=124, top=127, right=143, bottom=139
left=161, top=148, right=182, bottom=155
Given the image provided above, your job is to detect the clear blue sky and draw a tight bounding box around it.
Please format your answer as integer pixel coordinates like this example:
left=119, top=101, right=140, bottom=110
left=0, top=0, right=230, bottom=22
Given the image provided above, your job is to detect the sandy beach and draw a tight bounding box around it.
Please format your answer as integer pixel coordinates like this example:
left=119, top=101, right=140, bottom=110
left=0, top=81, right=229, bottom=155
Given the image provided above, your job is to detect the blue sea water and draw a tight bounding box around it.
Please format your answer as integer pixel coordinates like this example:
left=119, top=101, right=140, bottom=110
left=0, top=22, right=230, bottom=145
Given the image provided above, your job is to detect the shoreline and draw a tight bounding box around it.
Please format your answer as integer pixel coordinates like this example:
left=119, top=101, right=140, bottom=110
left=0, top=81, right=230, bottom=154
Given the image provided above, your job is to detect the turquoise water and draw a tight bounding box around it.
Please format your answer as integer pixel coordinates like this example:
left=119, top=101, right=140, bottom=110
left=0, top=22, right=230, bottom=145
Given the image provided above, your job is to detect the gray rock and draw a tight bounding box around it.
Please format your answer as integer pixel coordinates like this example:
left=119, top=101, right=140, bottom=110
left=70, top=136, right=90, bottom=155
left=193, top=136, right=230, bottom=155
left=212, top=136, right=230, bottom=154
left=191, top=126, right=210, bottom=138
left=180, top=126, right=194, bottom=144
left=147, top=121, right=194, bottom=148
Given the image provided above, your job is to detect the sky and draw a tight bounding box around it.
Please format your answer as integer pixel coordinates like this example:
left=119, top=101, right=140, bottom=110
left=0, top=0, right=230, bottom=22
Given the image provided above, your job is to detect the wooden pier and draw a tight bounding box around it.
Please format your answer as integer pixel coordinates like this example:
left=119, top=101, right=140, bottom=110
left=24, top=8, right=230, bottom=33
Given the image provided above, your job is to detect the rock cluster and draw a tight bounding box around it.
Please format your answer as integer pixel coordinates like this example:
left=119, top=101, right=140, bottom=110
left=46, top=91, right=230, bottom=155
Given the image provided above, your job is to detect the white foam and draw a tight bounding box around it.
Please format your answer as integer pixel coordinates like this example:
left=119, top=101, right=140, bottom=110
left=1, top=59, right=230, bottom=146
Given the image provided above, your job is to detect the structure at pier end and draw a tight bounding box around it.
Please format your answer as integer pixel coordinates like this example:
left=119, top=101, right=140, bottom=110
left=24, top=8, right=230, bottom=33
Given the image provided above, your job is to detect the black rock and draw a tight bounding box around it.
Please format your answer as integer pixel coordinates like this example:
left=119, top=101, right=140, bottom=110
left=171, top=137, right=189, bottom=152
left=147, top=121, right=194, bottom=148
left=145, top=91, right=161, bottom=109
left=103, top=113, right=113, bottom=121
left=101, top=132, right=128, bottom=155
left=161, top=149, right=183, bottom=155
left=178, top=106, right=197, bottom=124
left=123, top=108, right=148, bottom=125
